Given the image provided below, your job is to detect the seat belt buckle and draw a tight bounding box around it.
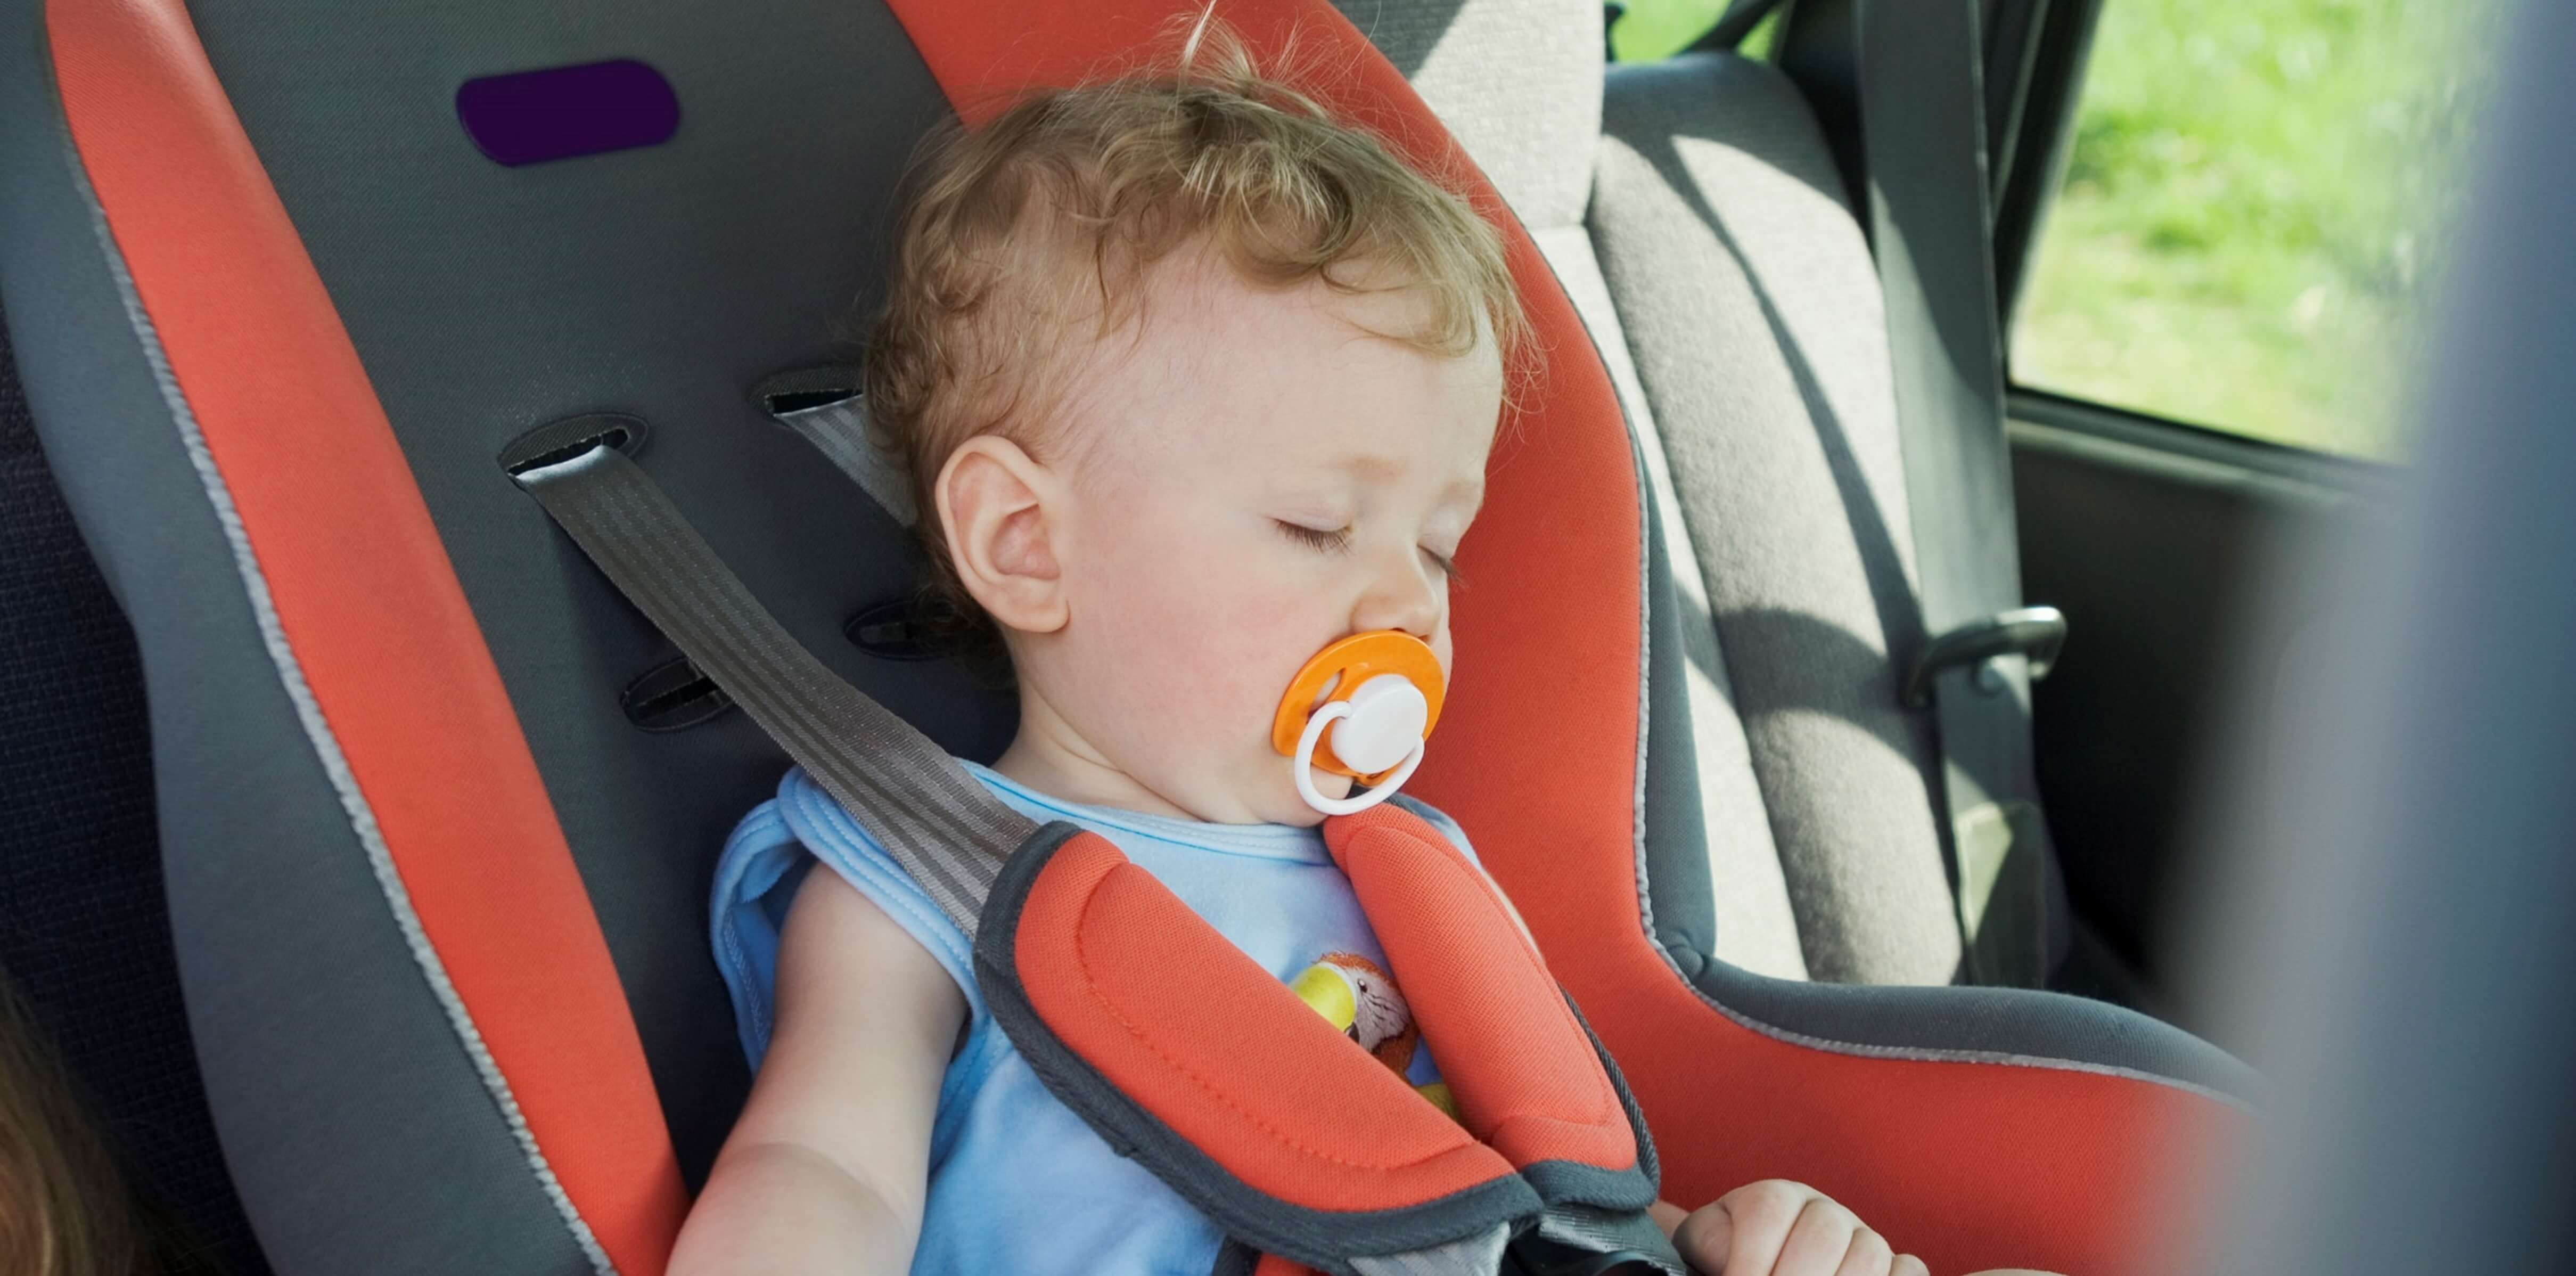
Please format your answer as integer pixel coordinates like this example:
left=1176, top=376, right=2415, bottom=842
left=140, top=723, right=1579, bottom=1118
left=1900, top=605, right=2067, bottom=709
left=1503, top=1212, right=1687, bottom=1276
left=1503, top=1242, right=1675, bottom=1276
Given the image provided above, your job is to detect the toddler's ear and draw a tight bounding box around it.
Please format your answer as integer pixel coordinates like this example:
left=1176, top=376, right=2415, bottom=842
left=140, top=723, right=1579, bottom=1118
left=936, top=436, right=1069, bottom=635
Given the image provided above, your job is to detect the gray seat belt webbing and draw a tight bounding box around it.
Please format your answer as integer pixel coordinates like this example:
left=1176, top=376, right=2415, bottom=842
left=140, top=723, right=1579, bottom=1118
left=1348, top=1223, right=1512, bottom=1276
left=773, top=394, right=919, bottom=527
left=511, top=441, right=1029, bottom=937
left=1855, top=0, right=2069, bottom=985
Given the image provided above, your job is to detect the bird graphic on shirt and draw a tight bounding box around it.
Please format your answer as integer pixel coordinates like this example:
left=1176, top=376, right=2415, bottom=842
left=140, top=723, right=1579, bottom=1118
left=1288, top=953, right=1462, bottom=1120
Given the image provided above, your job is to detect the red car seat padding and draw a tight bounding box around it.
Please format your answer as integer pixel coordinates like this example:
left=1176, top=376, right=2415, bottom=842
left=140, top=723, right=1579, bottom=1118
left=978, top=808, right=1662, bottom=1269
left=1324, top=805, right=1638, bottom=1175
left=1002, top=828, right=1519, bottom=1211
left=887, top=4, right=2238, bottom=1273
left=45, top=0, right=686, bottom=1271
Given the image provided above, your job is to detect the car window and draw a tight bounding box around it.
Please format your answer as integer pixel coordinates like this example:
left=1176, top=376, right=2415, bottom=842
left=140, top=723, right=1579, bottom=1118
left=2012, top=0, right=2508, bottom=459
left=1609, top=0, right=1777, bottom=62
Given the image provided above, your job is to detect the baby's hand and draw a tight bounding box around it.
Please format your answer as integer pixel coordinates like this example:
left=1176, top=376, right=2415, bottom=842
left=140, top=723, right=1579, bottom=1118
left=1667, top=1180, right=1926, bottom=1276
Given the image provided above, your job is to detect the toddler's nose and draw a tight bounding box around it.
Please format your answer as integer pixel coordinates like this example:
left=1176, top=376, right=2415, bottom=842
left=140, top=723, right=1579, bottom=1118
left=1349, top=544, right=1442, bottom=640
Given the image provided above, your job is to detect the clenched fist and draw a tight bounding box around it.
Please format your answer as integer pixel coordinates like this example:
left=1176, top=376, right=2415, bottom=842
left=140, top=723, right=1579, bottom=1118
left=1654, top=1180, right=2061, bottom=1276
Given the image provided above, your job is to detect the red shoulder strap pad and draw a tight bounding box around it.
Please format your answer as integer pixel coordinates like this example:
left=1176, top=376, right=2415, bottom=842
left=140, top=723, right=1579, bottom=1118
left=1325, top=805, right=1654, bottom=1200
left=974, top=824, right=1540, bottom=1269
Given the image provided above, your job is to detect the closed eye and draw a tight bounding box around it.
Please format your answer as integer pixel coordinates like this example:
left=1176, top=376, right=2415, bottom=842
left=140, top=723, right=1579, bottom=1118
left=1277, top=521, right=1352, bottom=554
left=1422, top=546, right=1464, bottom=585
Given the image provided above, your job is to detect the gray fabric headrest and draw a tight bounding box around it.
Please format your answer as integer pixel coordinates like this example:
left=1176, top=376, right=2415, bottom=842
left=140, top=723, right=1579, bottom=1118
left=1332, top=0, right=1604, bottom=232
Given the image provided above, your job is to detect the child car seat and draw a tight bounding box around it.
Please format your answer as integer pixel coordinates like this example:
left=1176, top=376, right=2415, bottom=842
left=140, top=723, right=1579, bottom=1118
left=0, top=0, right=2250, bottom=1273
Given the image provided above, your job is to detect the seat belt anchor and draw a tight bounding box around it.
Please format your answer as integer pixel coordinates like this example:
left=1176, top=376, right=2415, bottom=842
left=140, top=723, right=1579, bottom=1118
left=1900, top=605, right=2067, bottom=709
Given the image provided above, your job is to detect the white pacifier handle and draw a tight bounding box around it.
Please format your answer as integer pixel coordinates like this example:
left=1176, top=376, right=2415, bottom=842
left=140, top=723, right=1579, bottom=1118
left=1292, top=676, right=1430, bottom=816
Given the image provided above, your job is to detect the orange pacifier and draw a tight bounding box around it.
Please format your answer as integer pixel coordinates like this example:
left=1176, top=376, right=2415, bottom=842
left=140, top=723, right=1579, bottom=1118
left=1270, top=631, right=1446, bottom=816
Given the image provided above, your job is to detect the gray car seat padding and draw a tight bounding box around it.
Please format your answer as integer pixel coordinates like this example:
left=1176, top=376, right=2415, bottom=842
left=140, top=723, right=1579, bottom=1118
left=1335, top=0, right=1810, bottom=982
left=6, top=1, right=1011, bottom=1271
left=0, top=10, right=604, bottom=1272
left=1330, top=0, right=1599, bottom=233
left=1590, top=51, right=1965, bottom=983
left=1541, top=234, right=1811, bottom=983
left=167, top=0, right=1014, bottom=1196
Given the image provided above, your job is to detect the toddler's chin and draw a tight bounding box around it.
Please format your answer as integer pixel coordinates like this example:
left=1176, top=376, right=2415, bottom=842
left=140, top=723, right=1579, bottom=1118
left=1218, top=770, right=1338, bottom=828
left=1273, top=801, right=1328, bottom=829
left=1261, top=766, right=1349, bottom=828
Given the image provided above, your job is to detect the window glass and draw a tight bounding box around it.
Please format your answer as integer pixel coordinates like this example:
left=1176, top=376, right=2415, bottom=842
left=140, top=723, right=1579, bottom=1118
left=1609, top=1, right=1776, bottom=63
left=2012, top=0, right=2506, bottom=458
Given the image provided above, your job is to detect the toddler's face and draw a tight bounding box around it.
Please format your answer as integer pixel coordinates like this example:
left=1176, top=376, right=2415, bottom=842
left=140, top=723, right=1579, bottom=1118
left=990, top=253, right=1503, bottom=825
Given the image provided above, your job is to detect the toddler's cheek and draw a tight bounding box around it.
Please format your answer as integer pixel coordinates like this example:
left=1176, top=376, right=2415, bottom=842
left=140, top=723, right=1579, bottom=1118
left=1089, top=594, right=1286, bottom=730
left=1151, top=608, right=1334, bottom=781
left=1131, top=561, right=1319, bottom=690
left=1159, top=627, right=1298, bottom=739
left=1072, top=518, right=1352, bottom=808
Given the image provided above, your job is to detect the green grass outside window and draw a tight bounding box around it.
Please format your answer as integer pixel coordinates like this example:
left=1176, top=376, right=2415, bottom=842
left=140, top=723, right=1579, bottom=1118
left=1611, top=0, right=2503, bottom=460
left=2015, top=0, right=2503, bottom=459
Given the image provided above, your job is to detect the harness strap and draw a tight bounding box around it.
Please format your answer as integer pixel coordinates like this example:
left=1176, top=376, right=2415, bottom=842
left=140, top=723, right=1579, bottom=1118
left=751, top=367, right=919, bottom=527
left=1350, top=1225, right=1512, bottom=1276
left=778, top=395, right=916, bottom=526
left=1323, top=807, right=1650, bottom=1186
left=506, top=434, right=1027, bottom=936
left=978, top=825, right=1538, bottom=1272
left=1523, top=1203, right=1679, bottom=1272
left=980, top=805, right=1675, bottom=1276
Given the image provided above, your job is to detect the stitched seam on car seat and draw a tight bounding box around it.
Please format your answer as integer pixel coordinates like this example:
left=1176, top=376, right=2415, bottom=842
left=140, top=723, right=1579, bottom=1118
left=54, top=112, right=618, bottom=1275
left=1624, top=432, right=1659, bottom=970
left=1070, top=871, right=1464, bottom=1176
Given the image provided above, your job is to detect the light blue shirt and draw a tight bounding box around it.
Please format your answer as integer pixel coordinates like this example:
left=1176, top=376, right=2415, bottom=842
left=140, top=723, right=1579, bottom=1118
left=710, top=763, right=1472, bottom=1276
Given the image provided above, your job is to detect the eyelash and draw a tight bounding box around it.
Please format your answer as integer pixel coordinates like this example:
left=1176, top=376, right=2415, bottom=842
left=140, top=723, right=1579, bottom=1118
left=1277, top=521, right=1352, bottom=554
left=1276, top=521, right=1464, bottom=584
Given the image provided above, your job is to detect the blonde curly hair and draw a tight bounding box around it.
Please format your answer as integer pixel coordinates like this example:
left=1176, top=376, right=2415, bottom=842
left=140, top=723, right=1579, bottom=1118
left=859, top=17, right=1526, bottom=671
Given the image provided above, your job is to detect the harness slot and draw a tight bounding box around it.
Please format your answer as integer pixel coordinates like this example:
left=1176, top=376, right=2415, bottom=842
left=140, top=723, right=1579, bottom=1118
left=619, top=655, right=732, bottom=732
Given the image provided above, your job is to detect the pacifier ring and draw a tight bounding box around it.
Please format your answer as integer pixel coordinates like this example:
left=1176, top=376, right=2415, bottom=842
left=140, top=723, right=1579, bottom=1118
left=1274, top=631, right=1442, bottom=816
left=1294, top=701, right=1426, bottom=816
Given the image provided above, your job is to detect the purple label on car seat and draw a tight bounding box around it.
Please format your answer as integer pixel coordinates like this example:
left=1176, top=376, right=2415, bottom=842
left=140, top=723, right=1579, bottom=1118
left=456, top=60, right=678, bottom=167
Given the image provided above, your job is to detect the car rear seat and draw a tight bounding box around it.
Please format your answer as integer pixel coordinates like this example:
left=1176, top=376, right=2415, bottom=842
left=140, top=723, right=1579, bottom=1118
left=1335, top=0, right=1967, bottom=985
left=0, top=1, right=2242, bottom=1273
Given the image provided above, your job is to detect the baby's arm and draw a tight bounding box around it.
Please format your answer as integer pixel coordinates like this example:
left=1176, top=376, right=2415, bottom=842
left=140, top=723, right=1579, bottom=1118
left=670, top=869, right=965, bottom=1276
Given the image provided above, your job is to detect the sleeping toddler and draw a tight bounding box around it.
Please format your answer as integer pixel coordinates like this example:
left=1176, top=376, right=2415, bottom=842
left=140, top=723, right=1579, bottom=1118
left=670, top=24, right=2049, bottom=1276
